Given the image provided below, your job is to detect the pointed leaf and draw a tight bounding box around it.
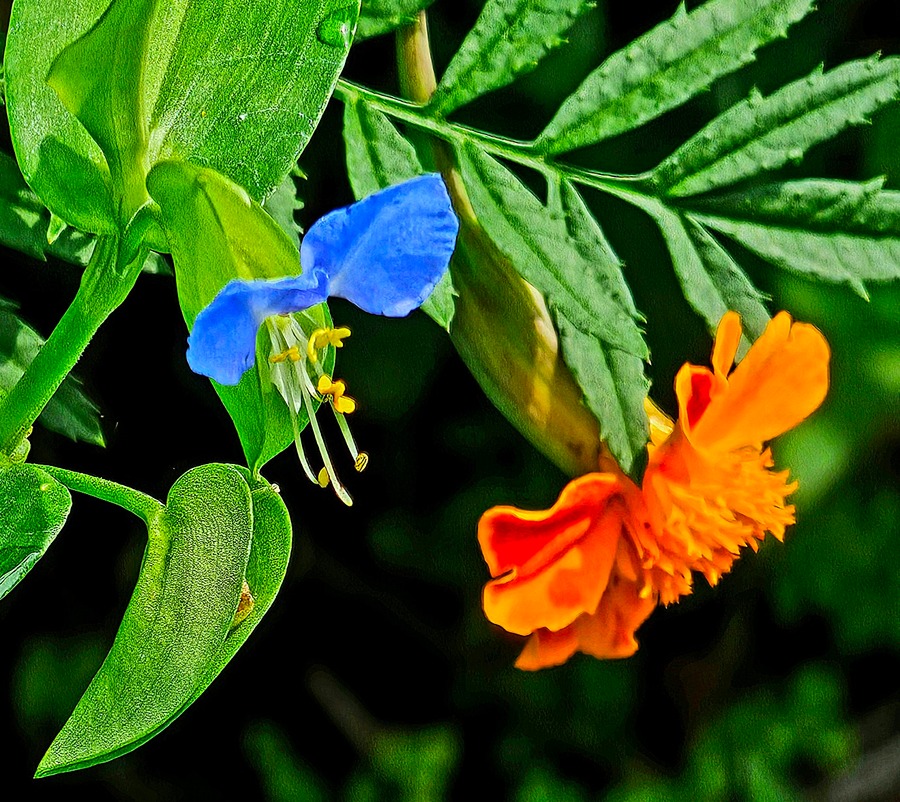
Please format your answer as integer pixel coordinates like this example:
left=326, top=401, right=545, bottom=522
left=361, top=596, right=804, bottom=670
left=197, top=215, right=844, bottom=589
left=0, top=465, right=71, bottom=601
left=357, top=0, right=435, bottom=39
left=147, top=161, right=333, bottom=471
left=556, top=182, right=649, bottom=473
left=457, top=144, right=649, bottom=472
left=430, top=0, right=594, bottom=116
left=536, top=0, right=814, bottom=154
left=36, top=463, right=254, bottom=776
left=342, top=97, right=456, bottom=330
left=653, top=57, right=900, bottom=196
left=263, top=172, right=305, bottom=251
left=688, top=179, right=900, bottom=294
left=0, top=298, right=105, bottom=446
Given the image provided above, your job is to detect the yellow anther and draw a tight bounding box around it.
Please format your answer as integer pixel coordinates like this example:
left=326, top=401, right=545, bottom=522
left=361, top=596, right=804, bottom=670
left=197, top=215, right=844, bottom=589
left=269, top=345, right=301, bottom=363
left=354, top=452, right=369, bottom=473
left=307, top=327, right=352, bottom=363
left=317, top=375, right=357, bottom=414
left=317, top=467, right=330, bottom=488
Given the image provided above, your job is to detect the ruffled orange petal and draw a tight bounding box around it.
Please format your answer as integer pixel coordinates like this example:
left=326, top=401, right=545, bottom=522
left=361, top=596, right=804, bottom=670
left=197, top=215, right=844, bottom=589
left=514, top=575, right=657, bottom=670
left=711, top=310, right=742, bottom=377
left=684, top=312, right=830, bottom=451
left=479, top=474, right=623, bottom=636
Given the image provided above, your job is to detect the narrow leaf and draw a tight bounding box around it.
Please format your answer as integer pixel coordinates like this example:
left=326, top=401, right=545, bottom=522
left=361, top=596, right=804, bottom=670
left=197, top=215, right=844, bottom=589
left=0, top=465, right=71, bottom=601
left=357, top=0, right=434, bottom=39
left=147, top=161, right=333, bottom=471
left=654, top=57, right=900, bottom=196
left=688, top=179, right=900, bottom=293
left=430, top=0, right=594, bottom=116
left=36, top=464, right=253, bottom=776
left=342, top=97, right=456, bottom=330
left=0, top=298, right=105, bottom=445
left=536, top=0, right=814, bottom=154
left=556, top=182, right=649, bottom=472
left=457, top=144, right=649, bottom=472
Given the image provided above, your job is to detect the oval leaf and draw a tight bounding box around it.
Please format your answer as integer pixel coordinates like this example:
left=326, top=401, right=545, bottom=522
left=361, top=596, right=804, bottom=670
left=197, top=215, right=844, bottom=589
left=36, top=463, right=254, bottom=776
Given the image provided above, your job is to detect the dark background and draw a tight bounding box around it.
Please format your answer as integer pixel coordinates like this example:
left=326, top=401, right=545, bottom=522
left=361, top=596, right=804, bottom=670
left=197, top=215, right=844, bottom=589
left=1, top=0, right=899, bottom=798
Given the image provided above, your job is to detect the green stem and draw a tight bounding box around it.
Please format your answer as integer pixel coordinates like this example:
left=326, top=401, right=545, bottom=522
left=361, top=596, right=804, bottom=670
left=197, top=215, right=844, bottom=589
left=38, top=465, right=163, bottom=524
left=334, top=79, right=653, bottom=194
left=0, top=235, right=144, bottom=456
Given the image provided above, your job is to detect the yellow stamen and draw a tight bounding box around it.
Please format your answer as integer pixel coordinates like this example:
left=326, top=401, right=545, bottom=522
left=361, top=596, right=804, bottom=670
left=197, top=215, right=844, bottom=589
left=307, top=326, right=352, bottom=363
left=270, top=345, right=301, bottom=363
left=354, top=452, right=369, bottom=473
left=317, top=467, right=330, bottom=488
left=317, top=375, right=357, bottom=414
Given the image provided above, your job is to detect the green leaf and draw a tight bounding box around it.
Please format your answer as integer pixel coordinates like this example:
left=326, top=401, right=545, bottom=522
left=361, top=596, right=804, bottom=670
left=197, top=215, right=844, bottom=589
left=0, top=298, right=105, bottom=446
left=0, top=464, right=71, bottom=601
left=457, top=143, right=649, bottom=472
left=36, top=463, right=254, bottom=777
left=535, top=0, right=814, bottom=154
left=263, top=171, right=305, bottom=251
left=151, top=0, right=359, bottom=201
left=688, top=179, right=900, bottom=294
left=653, top=57, right=900, bottom=196
left=342, top=97, right=456, bottom=330
left=555, top=182, right=649, bottom=472
left=147, top=160, right=332, bottom=471
left=47, top=0, right=157, bottom=225
left=430, top=0, right=594, bottom=116
left=5, top=0, right=118, bottom=233
left=357, top=0, right=434, bottom=39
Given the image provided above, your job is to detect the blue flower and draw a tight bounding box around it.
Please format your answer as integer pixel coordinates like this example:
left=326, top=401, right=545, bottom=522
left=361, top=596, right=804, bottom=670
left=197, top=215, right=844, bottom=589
left=187, top=173, right=460, bottom=385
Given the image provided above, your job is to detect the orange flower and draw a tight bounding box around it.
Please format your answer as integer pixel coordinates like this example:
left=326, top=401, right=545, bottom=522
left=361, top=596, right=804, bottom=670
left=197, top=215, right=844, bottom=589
left=478, top=312, right=830, bottom=669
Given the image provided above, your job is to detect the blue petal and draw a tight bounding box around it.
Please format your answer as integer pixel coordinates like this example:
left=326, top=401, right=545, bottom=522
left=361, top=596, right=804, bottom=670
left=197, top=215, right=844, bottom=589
left=300, top=173, right=459, bottom=317
left=187, top=274, right=328, bottom=385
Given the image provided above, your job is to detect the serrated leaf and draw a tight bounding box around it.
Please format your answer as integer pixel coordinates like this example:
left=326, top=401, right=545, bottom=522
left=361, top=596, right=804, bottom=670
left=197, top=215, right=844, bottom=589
left=0, top=298, right=105, bottom=445
left=457, top=144, right=649, bottom=472
left=555, top=182, right=649, bottom=473
left=645, top=200, right=768, bottom=339
left=458, top=144, right=646, bottom=356
left=430, top=0, right=594, bottom=116
left=0, top=464, right=71, bottom=601
left=147, top=160, right=333, bottom=471
left=688, top=179, right=900, bottom=294
left=36, top=463, right=254, bottom=777
left=654, top=57, right=900, bottom=196
left=342, top=97, right=456, bottom=330
left=536, top=0, right=814, bottom=155
left=357, top=0, right=434, bottom=39
left=263, top=172, right=305, bottom=251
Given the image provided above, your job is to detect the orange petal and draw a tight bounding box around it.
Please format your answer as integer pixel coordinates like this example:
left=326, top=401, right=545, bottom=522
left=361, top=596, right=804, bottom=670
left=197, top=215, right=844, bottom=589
left=479, top=474, right=624, bottom=635
left=685, top=312, right=830, bottom=451
left=575, top=576, right=657, bottom=660
left=515, top=627, right=580, bottom=671
left=711, top=311, right=742, bottom=378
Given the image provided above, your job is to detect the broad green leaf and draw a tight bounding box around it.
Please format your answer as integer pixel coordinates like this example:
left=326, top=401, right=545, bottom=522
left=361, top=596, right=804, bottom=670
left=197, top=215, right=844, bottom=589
left=555, top=182, right=649, bottom=472
left=47, top=0, right=157, bottom=225
left=5, top=0, right=118, bottom=233
left=688, top=179, right=900, bottom=295
left=342, top=97, right=456, bottom=330
left=151, top=0, right=359, bottom=201
left=0, top=298, right=105, bottom=446
left=147, top=161, right=332, bottom=471
left=535, top=0, right=814, bottom=155
left=457, top=144, right=648, bottom=472
left=653, top=57, right=900, bottom=196
left=36, top=463, right=253, bottom=777
left=358, top=0, right=434, bottom=39
left=0, top=464, right=71, bottom=601
left=174, top=468, right=291, bottom=721
left=430, top=0, right=594, bottom=116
